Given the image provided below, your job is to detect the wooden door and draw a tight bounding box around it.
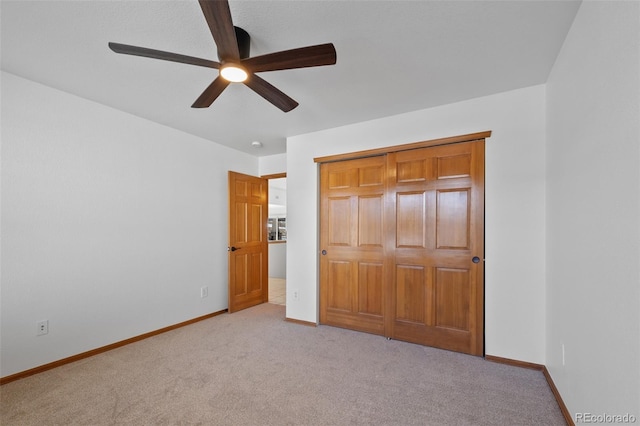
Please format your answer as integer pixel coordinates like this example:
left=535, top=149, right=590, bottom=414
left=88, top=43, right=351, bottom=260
left=228, top=171, right=268, bottom=313
left=319, top=156, right=387, bottom=335
left=387, top=141, right=484, bottom=355
left=318, top=140, right=485, bottom=356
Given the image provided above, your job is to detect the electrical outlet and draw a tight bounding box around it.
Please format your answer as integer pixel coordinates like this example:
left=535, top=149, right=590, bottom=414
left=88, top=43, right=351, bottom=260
left=37, top=320, right=49, bottom=336
left=292, top=289, right=299, bottom=301
left=200, top=286, right=208, bottom=298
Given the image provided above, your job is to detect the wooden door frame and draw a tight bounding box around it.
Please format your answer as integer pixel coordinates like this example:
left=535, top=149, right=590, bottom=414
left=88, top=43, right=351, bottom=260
left=227, top=171, right=287, bottom=313
left=261, top=173, right=287, bottom=180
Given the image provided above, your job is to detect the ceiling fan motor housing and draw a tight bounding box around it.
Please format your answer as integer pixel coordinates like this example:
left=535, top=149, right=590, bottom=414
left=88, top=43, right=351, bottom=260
left=222, top=26, right=250, bottom=60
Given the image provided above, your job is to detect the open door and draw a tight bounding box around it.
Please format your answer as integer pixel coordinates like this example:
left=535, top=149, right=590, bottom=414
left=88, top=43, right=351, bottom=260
left=228, top=171, right=269, bottom=313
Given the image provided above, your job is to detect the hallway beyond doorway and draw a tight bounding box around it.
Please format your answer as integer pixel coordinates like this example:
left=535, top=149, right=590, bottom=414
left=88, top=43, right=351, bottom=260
left=268, top=278, right=285, bottom=305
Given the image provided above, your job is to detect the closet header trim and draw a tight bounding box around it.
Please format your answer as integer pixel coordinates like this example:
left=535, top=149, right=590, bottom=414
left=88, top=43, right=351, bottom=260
left=314, top=130, right=492, bottom=164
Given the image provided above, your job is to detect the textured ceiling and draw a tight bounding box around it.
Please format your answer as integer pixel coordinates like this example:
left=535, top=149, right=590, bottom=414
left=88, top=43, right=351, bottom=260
left=1, top=0, right=581, bottom=156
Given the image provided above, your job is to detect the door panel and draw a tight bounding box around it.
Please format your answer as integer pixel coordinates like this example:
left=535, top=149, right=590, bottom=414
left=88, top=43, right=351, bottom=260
left=328, top=197, right=351, bottom=246
left=388, top=141, right=484, bottom=355
left=436, top=189, right=470, bottom=249
left=395, top=265, right=426, bottom=323
left=358, top=262, right=384, bottom=315
left=358, top=196, right=384, bottom=247
left=396, top=191, right=427, bottom=248
left=228, top=171, right=268, bottom=313
left=434, top=267, right=470, bottom=331
left=437, top=153, right=471, bottom=179
left=320, top=156, right=387, bottom=335
left=327, top=260, right=352, bottom=312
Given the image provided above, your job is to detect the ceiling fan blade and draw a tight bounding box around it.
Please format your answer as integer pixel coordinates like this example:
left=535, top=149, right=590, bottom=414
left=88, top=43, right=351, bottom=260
left=244, top=74, right=299, bottom=112
left=198, top=0, right=239, bottom=61
left=242, top=43, right=336, bottom=73
left=108, top=42, right=220, bottom=69
left=192, top=77, right=230, bottom=108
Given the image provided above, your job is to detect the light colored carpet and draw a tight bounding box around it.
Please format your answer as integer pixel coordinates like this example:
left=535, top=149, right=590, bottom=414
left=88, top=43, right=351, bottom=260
left=1, top=303, right=565, bottom=425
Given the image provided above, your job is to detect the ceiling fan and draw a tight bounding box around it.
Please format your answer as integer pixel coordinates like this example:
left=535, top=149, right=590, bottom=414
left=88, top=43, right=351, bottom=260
left=109, top=0, right=337, bottom=112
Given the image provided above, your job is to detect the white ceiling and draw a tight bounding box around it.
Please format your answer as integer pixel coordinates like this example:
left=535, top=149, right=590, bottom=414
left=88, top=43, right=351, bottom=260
left=1, top=0, right=581, bottom=156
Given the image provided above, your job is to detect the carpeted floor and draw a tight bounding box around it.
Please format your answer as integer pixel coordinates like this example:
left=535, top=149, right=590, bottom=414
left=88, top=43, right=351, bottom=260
left=1, top=303, right=565, bottom=425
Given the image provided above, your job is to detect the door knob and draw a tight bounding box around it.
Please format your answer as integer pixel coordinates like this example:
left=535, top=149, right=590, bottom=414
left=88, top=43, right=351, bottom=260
left=472, top=256, right=481, bottom=264
left=321, top=250, right=327, bottom=255
left=229, top=246, right=240, bottom=252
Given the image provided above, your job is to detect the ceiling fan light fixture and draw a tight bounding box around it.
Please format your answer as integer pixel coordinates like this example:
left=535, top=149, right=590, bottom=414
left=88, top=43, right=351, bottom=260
left=220, top=64, right=248, bottom=82
left=109, top=1, right=336, bottom=111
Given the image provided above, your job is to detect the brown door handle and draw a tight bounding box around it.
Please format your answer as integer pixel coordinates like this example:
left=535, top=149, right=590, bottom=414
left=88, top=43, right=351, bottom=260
left=229, top=246, right=240, bottom=252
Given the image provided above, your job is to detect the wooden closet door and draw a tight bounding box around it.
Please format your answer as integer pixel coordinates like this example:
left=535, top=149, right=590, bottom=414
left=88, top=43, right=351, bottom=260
left=387, top=141, right=485, bottom=355
left=319, top=156, right=388, bottom=335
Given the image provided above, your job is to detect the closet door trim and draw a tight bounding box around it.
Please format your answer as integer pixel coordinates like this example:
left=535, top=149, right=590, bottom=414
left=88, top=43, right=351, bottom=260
left=314, top=131, right=491, bottom=164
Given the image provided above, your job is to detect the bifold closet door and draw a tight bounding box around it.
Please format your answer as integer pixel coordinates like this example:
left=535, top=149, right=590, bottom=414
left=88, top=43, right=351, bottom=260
left=319, top=155, right=388, bottom=335
left=387, top=141, right=485, bottom=355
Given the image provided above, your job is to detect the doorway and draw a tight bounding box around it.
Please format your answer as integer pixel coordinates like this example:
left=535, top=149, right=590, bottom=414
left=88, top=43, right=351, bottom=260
left=265, top=174, right=287, bottom=306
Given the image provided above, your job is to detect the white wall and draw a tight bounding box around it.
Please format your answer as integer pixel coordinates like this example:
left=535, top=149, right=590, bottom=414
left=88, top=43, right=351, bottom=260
left=546, top=1, right=640, bottom=418
left=261, top=154, right=288, bottom=279
left=268, top=186, right=287, bottom=210
left=268, top=243, right=286, bottom=279
left=259, top=153, right=286, bottom=177
left=287, top=85, right=547, bottom=363
left=0, top=72, right=258, bottom=377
